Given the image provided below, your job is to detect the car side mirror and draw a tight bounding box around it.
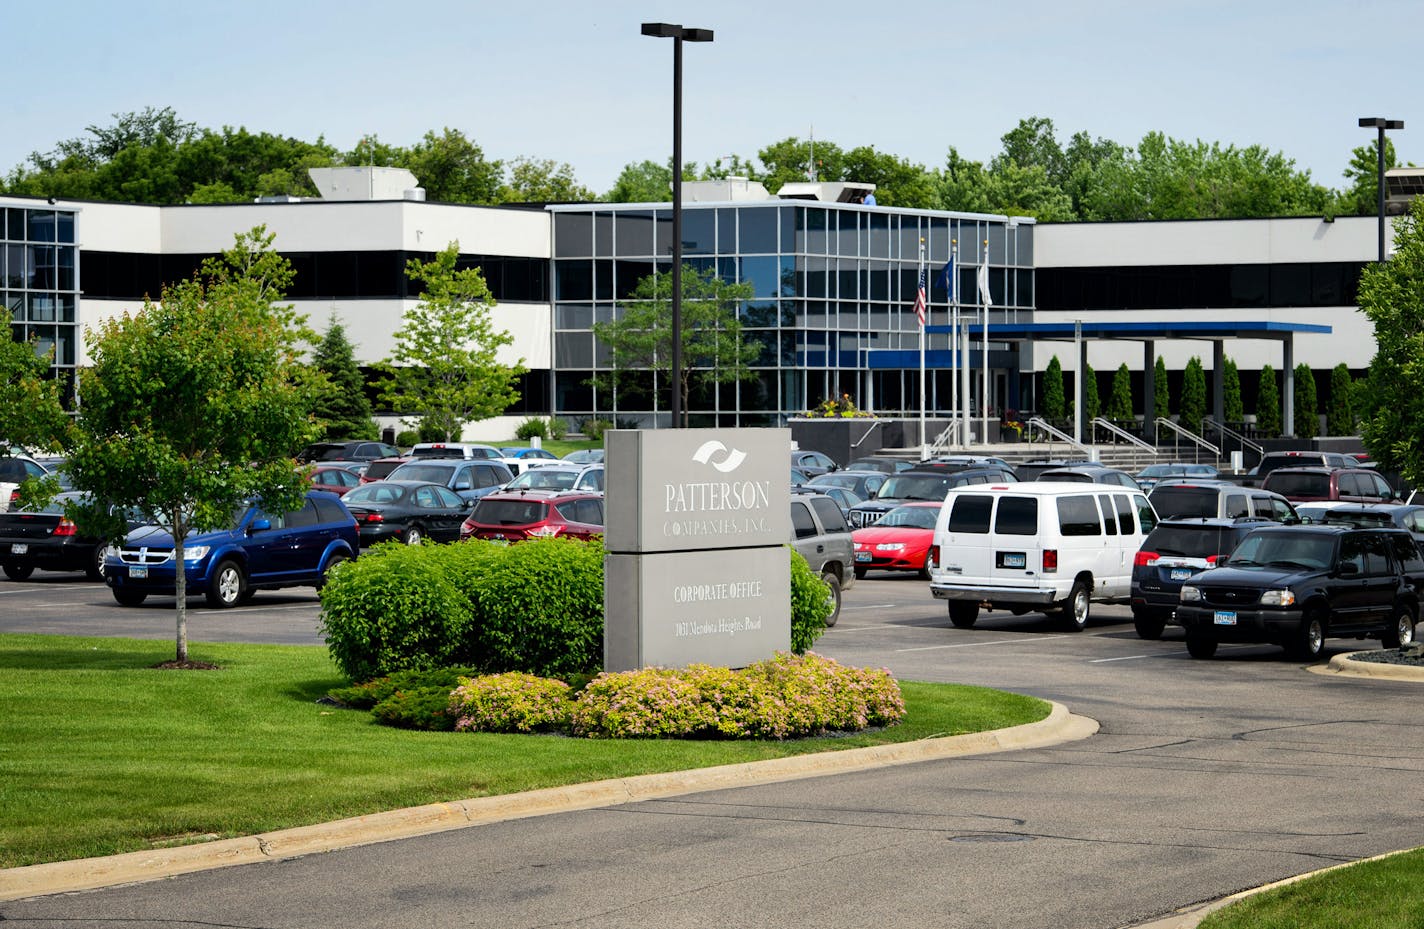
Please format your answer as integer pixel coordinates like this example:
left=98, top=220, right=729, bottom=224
left=1337, top=562, right=1360, bottom=578
left=250, top=518, right=272, bottom=533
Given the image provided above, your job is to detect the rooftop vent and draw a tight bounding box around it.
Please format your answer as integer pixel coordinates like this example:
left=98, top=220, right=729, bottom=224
left=308, top=166, right=422, bottom=202
left=774, top=181, right=877, bottom=204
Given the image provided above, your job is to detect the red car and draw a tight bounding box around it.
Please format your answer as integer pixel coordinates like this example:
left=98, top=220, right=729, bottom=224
left=852, top=501, right=941, bottom=579
left=460, top=490, right=604, bottom=542
left=309, top=466, right=362, bottom=496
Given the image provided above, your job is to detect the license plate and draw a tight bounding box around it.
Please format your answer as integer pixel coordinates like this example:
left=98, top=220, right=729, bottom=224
left=1002, top=553, right=1026, bottom=568
left=1170, top=568, right=1193, bottom=581
left=855, top=551, right=872, bottom=562
left=1213, top=610, right=1237, bottom=625
left=11, top=543, right=26, bottom=554
left=130, top=566, right=148, bottom=579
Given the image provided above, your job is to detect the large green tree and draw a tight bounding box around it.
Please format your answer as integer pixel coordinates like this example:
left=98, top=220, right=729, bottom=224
left=1, top=311, right=72, bottom=453
left=1359, top=198, right=1424, bottom=484
left=1222, top=357, right=1243, bottom=424
left=66, top=230, right=317, bottom=662
left=1153, top=356, right=1170, bottom=421
left=1293, top=364, right=1318, bottom=439
left=1041, top=355, right=1066, bottom=421
left=1342, top=138, right=1399, bottom=216
left=380, top=243, right=525, bottom=441
left=1327, top=363, right=1355, bottom=436
left=397, top=128, right=502, bottom=204
left=1180, top=356, right=1206, bottom=435
left=606, top=159, right=674, bottom=202
left=311, top=315, right=375, bottom=440
left=592, top=266, right=759, bottom=427
left=1107, top=363, right=1134, bottom=421
left=498, top=157, right=594, bottom=203
left=1256, top=365, right=1281, bottom=438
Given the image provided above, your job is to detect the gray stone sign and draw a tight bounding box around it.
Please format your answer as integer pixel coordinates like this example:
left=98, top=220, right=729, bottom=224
left=604, top=427, right=792, bottom=672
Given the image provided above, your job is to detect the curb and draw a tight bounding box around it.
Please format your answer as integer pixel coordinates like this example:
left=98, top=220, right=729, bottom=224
left=1124, top=846, right=1421, bottom=928
left=1308, top=651, right=1424, bottom=682
left=0, top=702, right=1097, bottom=903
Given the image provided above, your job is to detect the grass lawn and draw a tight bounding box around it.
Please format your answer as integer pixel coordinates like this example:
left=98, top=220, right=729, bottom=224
left=494, top=437, right=600, bottom=458
left=1198, top=849, right=1424, bottom=929
left=0, top=633, right=1048, bottom=869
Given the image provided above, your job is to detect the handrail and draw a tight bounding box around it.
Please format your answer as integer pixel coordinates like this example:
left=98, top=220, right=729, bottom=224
left=1025, top=417, right=1092, bottom=457
left=1153, top=417, right=1220, bottom=459
left=924, top=420, right=960, bottom=459
left=1203, top=418, right=1264, bottom=460
left=1090, top=417, right=1158, bottom=455
left=851, top=419, right=883, bottom=450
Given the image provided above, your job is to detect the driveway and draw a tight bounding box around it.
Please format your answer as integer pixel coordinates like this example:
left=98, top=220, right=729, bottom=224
left=3, top=575, right=1423, bottom=928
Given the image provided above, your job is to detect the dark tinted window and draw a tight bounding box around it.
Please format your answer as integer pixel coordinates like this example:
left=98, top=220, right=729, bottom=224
left=284, top=500, right=319, bottom=529
left=1265, top=472, right=1332, bottom=498
left=790, top=500, right=817, bottom=539
left=1097, top=495, right=1118, bottom=535
left=1145, top=524, right=1246, bottom=558
left=1150, top=487, right=1219, bottom=519
left=809, top=496, right=847, bottom=533
left=1387, top=532, right=1423, bottom=572
left=948, top=495, right=993, bottom=533
left=994, top=496, right=1037, bottom=535
left=313, top=497, right=348, bottom=524
left=1115, top=494, right=1136, bottom=534
left=1058, top=496, right=1101, bottom=536
left=1224, top=493, right=1250, bottom=519
left=472, top=499, right=549, bottom=524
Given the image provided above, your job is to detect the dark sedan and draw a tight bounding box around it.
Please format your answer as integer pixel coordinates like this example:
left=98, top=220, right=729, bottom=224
left=342, top=481, right=472, bottom=547
left=0, top=492, right=142, bottom=581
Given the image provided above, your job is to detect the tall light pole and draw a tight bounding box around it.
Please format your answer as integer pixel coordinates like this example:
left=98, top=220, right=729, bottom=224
left=642, top=22, right=713, bottom=427
left=1358, top=117, right=1404, bottom=262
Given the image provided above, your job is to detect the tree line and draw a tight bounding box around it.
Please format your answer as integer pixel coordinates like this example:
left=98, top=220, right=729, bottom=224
left=2, top=108, right=1402, bottom=221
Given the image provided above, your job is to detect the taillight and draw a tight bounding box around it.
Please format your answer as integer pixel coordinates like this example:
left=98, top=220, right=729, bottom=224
left=1042, top=549, right=1058, bottom=572
left=1134, top=550, right=1159, bottom=567
left=1206, top=554, right=1221, bottom=564
left=927, top=544, right=939, bottom=571
left=461, top=517, right=477, bottom=532
left=53, top=518, right=77, bottom=537
left=363, top=513, right=383, bottom=524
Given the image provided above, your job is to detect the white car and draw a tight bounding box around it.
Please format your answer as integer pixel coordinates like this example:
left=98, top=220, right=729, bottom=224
left=0, top=456, right=50, bottom=513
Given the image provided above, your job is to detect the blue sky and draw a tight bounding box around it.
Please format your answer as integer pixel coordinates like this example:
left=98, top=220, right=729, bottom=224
left=7, top=0, right=1417, bottom=195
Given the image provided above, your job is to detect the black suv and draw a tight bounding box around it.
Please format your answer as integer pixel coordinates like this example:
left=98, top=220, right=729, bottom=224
left=1130, top=517, right=1274, bottom=639
left=1173, top=525, right=1424, bottom=661
left=846, top=466, right=1016, bottom=528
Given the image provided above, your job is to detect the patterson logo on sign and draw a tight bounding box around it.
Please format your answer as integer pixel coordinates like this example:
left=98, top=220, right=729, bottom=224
left=691, top=440, right=747, bottom=473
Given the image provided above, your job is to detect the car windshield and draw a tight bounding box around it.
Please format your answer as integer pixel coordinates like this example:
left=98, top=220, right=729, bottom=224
left=810, top=473, right=857, bottom=490
left=875, top=505, right=939, bottom=529
left=1226, top=532, right=1335, bottom=570
left=387, top=464, right=453, bottom=484
left=345, top=484, right=408, bottom=505
left=508, top=469, right=578, bottom=490
left=877, top=475, right=951, bottom=500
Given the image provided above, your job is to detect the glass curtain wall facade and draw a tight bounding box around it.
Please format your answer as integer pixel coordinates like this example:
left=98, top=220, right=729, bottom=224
left=3, top=206, right=79, bottom=401
left=549, top=202, right=1031, bottom=427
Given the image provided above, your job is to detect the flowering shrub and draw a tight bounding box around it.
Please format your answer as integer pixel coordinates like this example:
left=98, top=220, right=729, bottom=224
left=449, top=672, right=572, bottom=733
left=569, top=668, right=711, bottom=738
left=799, top=394, right=875, bottom=419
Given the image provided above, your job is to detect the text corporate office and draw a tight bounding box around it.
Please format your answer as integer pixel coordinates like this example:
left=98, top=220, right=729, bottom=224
left=2, top=167, right=1378, bottom=433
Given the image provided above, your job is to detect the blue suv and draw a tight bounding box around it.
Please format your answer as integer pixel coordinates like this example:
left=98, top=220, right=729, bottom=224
left=104, top=491, right=359, bottom=608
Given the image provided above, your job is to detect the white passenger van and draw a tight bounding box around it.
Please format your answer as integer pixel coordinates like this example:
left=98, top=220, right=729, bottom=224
left=928, top=482, right=1158, bottom=631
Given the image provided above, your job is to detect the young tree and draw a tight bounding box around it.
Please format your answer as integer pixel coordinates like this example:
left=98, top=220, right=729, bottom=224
left=1327, top=363, right=1355, bottom=436
left=1106, top=363, right=1133, bottom=421
left=1, top=311, right=72, bottom=452
left=1153, top=356, right=1170, bottom=421
left=1179, top=356, right=1206, bottom=435
left=65, top=232, right=317, bottom=663
left=1359, top=197, right=1424, bottom=484
left=1222, top=357, right=1244, bottom=424
left=592, top=266, right=759, bottom=427
left=1293, top=364, right=1318, bottom=439
left=1042, top=355, right=1066, bottom=421
left=1256, top=365, right=1281, bottom=438
left=380, top=243, right=526, bottom=441
left=1083, top=363, right=1100, bottom=421
left=311, top=315, right=375, bottom=440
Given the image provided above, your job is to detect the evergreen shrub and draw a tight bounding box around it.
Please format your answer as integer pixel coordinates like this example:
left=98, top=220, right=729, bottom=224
left=514, top=417, right=548, bottom=440
left=789, top=548, right=831, bottom=653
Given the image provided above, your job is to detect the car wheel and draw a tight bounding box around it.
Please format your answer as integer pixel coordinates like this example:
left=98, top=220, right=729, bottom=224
left=86, top=544, right=107, bottom=581
left=402, top=525, right=424, bottom=545
left=316, top=551, right=350, bottom=591
left=821, top=570, right=841, bottom=628
left=1382, top=603, right=1416, bottom=649
left=205, top=559, right=246, bottom=609
left=1132, top=607, right=1168, bottom=640
left=1185, top=631, right=1218, bottom=659
left=113, top=588, right=146, bottom=607
left=1287, top=609, right=1327, bottom=661
left=854, top=566, right=867, bottom=580
left=1061, top=579, right=1091, bottom=632
left=2, top=563, right=34, bottom=581
left=948, top=601, right=979, bottom=628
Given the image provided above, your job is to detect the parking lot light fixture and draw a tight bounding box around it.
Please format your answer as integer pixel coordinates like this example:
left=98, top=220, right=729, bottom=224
left=1358, top=117, right=1405, bottom=262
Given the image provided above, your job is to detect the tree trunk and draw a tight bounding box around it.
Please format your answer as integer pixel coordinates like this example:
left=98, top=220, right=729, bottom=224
left=172, top=512, right=188, bottom=663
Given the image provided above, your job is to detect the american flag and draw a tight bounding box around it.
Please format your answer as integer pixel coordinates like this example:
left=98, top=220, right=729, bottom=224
left=913, top=267, right=927, bottom=327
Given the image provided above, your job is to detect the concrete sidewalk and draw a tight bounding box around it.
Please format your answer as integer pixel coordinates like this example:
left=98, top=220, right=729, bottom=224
left=1, top=701, right=1097, bottom=902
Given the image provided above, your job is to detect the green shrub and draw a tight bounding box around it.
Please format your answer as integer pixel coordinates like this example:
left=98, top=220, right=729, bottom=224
left=449, top=672, right=573, bottom=733
left=547, top=417, right=569, bottom=440
left=467, top=537, right=606, bottom=677
left=514, top=418, right=548, bottom=440
left=372, top=687, right=460, bottom=730
left=395, top=429, right=420, bottom=448
left=582, top=417, right=614, bottom=441
left=570, top=668, right=711, bottom=738
left=318, top=544, right=476, bottom=681
left=789, top=548, right=831, bottom=654
left=326, top=666, right=482, bottom=708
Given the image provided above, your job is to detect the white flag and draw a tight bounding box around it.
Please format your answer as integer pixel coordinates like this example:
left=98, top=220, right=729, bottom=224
left=976, top=261, right=992, bottom=307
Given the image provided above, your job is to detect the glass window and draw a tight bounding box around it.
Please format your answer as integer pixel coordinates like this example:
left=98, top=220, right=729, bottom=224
left=741, top=255, right=784, bottom=299
left=1135, top=495, right=1157, bottom=533
left=6, top=209, right=23, bottom=241
left=615, top=211, right=656, bottom=256
left=1057, top=495, right=1101, bottom=536
left=555, top=260, right=593, bottom=301
left=555, top=332, right=593, bottom=368
left=809, top=495, right=846, bottom=532
left=285, top=501, right=319, bottom=529
left=1097, top=494, right=1118, bottom=535
left=994, top=496, right=1037, bottom=535
left=1114, top=494, right=1136, bottom=534
left=948, top=494, right=993, bottom=533
left=27, top=210, right=57, bottom=243
left=554, top=213, right=593, bottom=257
left=594, top=213, right=613, bottom=257
left=681, top=209, right=715, bottom=255
left=739, top=208, right=778, bottom=254
left=790, top=500, right=817, bottom=539
left=1224, top=493, right=1249, bottom=518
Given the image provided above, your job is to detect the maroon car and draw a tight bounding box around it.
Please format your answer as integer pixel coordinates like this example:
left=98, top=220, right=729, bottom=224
left=460, top=490, right=604, bottom=542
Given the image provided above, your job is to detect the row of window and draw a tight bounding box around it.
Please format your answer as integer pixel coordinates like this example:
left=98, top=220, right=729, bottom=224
left=4, top=292, right=77, bottom=322
left=2, top=208, right=76, bottom=245
left=79, top=251, right=549, bottom=303
left=9, top=323, right=77, bottom=366
left=2, top=244, right=78, bottom=291
left=946, top=492, right=1154, bottom=538
left=552, top=206, right=1031, bottom=266
left=1036, top=262, right=1366, bottom=311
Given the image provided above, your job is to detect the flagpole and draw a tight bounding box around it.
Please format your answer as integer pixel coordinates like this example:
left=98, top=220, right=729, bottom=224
left=918, top=239, right=927, bottom=459
left=949, top=240, right=958, bottom=450
left=980, top=239, right=990, bottom=449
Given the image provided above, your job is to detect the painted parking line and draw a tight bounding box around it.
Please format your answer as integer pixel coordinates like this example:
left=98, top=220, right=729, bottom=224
left=840, top=603, right=898, bottom=611
left=1089, top=643, right=1259, bottom=662
left=896, top=635, right=1070, bottom=652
